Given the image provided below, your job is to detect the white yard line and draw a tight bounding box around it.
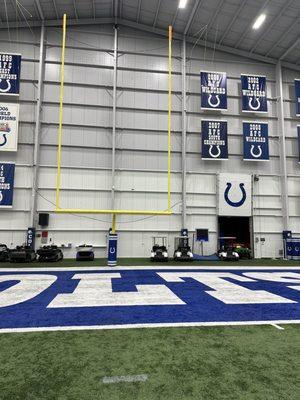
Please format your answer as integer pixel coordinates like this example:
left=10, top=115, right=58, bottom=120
left=0, top=320, right=299, bottom=334
left=102, top=374, right=148, bottom=384
left=0, top=266, right=299, bottom=272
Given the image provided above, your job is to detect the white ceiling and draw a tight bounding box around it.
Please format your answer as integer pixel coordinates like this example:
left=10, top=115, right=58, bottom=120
left=1, top=0, right=300, bottom=69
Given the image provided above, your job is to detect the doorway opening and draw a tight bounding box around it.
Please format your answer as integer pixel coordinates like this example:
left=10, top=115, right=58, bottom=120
left=218, top=216, right=253, bottom=258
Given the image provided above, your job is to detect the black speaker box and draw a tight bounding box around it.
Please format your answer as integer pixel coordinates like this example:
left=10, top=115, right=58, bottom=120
left=38, top=213, right=49, bottom=226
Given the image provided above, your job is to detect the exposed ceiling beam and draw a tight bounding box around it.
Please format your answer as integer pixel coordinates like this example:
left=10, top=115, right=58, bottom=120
left=265, top=15, right=300, bottom=57
left=234, top=0, right=271, bottom=49
left=136, top=0, right=142, bottom=23
left=0, top=15, right=285, bottom=67
left=118, top=18, right=300, bottom=72
left=119, top=19, right=276, bottom=63
left=218, top=0, right=247, bottom=46
left=249, top=0, right=294, bottom=53
left=184, top=0, right=202, bottom=35
left=153, top=0, right=162, bottom=28
left=34, top=0, right=44, bottom=20
left=1, top=15, right=300, bottom=73
left=280, top=36, right=300, bottom=60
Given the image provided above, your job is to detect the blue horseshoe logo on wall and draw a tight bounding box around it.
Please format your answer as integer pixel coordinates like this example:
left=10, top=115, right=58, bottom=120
left=0, top=134, right=7, bottom=147
left=224, top=182, right=247, bottom=207
left=0, top=123, right=11, bottom=147
left=0, top=79, right=11, bottom=93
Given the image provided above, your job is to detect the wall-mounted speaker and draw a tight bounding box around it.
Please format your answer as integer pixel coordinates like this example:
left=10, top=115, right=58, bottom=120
left=38, top=213, right=49, bottom=227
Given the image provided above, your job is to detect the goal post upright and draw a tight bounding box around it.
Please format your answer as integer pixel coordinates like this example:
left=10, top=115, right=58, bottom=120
left=55, top=13, right=67, bottom=210
left=54, top=17, right=173, bottom=263
left=167, top=25, right=172, bottom=212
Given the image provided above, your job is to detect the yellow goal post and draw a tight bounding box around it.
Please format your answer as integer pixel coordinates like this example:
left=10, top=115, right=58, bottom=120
left=55, top=15, right=173, bottom=219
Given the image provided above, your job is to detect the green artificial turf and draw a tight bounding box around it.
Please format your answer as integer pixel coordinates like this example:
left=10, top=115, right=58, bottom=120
left=0, top=257, right=299, bottom=268
left=0, top=325, right=299, bottom=400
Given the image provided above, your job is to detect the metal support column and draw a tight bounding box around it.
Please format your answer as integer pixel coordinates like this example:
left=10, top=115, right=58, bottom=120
left=276, top=61, right=289, bottom=231
left=181, top=36, right=187, bottom=229
left=30, top=22, right=46, bottom=227
left=111, top=25, right=118, bottom=211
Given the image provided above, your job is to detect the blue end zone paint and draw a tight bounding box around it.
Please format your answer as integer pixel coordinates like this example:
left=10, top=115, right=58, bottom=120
left=0, top=267, right=299, bottom=332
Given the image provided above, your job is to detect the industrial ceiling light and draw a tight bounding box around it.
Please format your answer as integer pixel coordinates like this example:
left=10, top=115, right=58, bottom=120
left=252, top=13, right=266, bottom=30
left=179, top=0, right=188, bottom=8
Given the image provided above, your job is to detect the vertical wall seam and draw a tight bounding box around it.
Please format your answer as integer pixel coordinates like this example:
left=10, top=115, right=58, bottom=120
left=276, top=61, right=290, bottom=231
left=30, top=22, right=46, bottom=227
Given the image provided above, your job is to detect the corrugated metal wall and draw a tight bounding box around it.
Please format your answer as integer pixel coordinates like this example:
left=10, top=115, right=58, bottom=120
left=0, top=24, right=299, bottom=258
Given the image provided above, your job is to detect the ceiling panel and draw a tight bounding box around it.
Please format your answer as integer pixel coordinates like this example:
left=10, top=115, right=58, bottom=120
left=0, top=0, right=299, bottom=68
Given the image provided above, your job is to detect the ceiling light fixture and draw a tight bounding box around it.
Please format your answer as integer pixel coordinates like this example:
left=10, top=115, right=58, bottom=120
left=179, top=0, right=188, bottom=9
left=252, top=13, right=266, bottom=30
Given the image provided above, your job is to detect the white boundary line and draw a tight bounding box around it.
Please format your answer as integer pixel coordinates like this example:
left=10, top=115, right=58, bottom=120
left=0, top=266, right=299, bottom=272
left=0, top=320, right=299, bottom=334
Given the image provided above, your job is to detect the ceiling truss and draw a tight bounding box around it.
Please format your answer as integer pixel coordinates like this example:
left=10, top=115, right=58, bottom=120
left=0, top=0, right=298, bottom=72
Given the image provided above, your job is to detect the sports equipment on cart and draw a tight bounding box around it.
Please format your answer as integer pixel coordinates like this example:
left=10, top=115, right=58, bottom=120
left=9, top=246, right=37, bottom=263
left=37, top=245, right=64, bottom=262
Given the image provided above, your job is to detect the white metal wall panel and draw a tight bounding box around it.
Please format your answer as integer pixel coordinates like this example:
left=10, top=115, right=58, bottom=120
left=0, top=25, right=299, bottom=259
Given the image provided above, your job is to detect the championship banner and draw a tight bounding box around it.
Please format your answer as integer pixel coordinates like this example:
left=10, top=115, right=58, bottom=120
left=241, top=74, right=267, bottom=113
left=201, top=120, right=228, bottom=160
left=0, top=163, right=15, bottom=208
left=295, top=80, right=300, bottom=117
left=0, top=53, right=21, bottom=95
left=0, top=103, right=19, bottom=151
left=298, top=126, right=300, bottom=164
left=243, top=122, right=269, bottom=161
left=201, top=71, right=227, bottom=110
left=218, top=173, right=252, bottom=217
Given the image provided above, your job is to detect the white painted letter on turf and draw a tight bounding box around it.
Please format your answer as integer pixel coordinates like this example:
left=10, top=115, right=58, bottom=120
left=244, top=272, right=300, bottom=293
left=0, top=274, right=57, bottom=307
left=158, top=272, right=295, bottom=304
left=48, top=273, right=185, bottom=308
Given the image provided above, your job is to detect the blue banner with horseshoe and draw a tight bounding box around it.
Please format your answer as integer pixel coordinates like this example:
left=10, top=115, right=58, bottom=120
left=201, top=120, right=228, bottom=160
left=296, top=80, right=300, bottom=117
left=0, top=53, right=21, bottom=96
left=243, top=122, right=269, bottom=161
left=201, top=71, right=227, bottom=111
left=241, top=75, right=267, bottom=113
left=0, top=163, right=15, bottom=208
